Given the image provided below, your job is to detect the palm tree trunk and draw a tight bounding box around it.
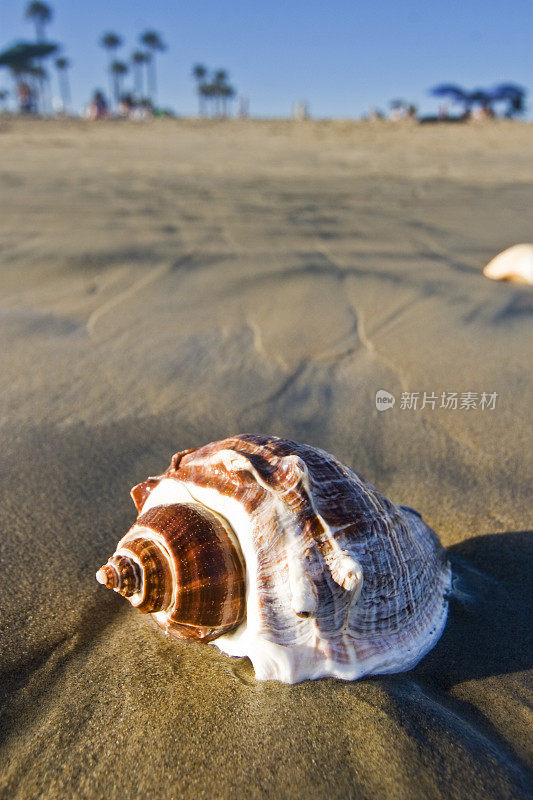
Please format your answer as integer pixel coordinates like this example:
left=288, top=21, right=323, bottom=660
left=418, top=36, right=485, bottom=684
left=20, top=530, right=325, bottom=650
left=31, top=74, right=39, bottom=111
left=144, top=60, right=151, bottom=102
left=107, top=53, right=114, bottom=108
left=57, top=71, right=64, bottom=110
left=134, top=64, right=143, bottom=97
left=58, top=70, right=70, bottom=110
left=64, top=72, right=71, bottom=108
left=148, top=56, right=157, bottom=104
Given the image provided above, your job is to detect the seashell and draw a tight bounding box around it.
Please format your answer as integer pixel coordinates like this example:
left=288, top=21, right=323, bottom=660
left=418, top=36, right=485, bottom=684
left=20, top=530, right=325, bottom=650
left=483, top=244, right=533, bottom=285
left=97, top=434, right=451, bottom=683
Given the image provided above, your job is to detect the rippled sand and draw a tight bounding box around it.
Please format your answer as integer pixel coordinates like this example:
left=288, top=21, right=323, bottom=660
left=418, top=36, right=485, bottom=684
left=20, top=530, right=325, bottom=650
left=1, top=117, right=532, bottom=799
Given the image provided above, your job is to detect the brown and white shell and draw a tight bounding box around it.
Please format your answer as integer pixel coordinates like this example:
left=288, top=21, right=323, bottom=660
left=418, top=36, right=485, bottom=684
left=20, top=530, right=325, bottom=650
left=97, top=434, right=451, bottom=683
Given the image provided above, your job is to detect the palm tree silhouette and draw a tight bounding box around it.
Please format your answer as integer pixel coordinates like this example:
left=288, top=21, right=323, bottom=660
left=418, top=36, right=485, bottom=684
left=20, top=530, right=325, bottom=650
left=221, top=83, right=236, bottom=117
left=25, top=1, right=53, bottom=112
left=213, top=69, right=228, bottom=115
left=25, top=1, right=53, bottom=42
left=110, top=60, right=128, bottom=107
left=200, top=82, right=215, bottom=117
left=139, top=30, right=165, bottom=104
left=192, top=63, right=207, bottom=115
left=131, top=50, right=147, bottom=99
left=191, top=67, right=236, bottom=117
left=213, top=70, right=235, bottom=117
left=54, top=56, right=70, bottom=111
left=100, top=32, right=122, bottom=105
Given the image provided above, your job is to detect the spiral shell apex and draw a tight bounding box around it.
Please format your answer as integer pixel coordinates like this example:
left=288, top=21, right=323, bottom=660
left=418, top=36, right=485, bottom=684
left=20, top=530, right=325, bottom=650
left=97, top=502, right=245, bottom=641
left=97, top=434, right=451, bottom=683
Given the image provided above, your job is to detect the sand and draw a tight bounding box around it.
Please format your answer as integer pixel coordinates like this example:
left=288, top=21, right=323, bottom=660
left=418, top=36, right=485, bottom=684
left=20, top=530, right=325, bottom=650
left=1, top=117, right=532, bottom=799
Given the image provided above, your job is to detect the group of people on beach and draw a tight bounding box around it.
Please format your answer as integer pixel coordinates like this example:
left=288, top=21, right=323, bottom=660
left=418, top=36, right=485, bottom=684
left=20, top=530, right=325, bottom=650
left=85, top=90, right=154, bottom=120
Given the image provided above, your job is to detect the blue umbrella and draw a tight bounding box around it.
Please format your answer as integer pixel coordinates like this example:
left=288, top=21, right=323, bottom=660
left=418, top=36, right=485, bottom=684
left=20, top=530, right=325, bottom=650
left=467, top=89, right=491, bottom=106
left=429, top=84, right=467, bottom=103
left=490, top=83, right=525, bottom=101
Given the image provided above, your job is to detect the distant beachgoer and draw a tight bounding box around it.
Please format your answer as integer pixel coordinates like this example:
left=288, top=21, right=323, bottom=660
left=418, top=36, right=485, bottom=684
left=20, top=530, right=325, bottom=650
left=86, top=91, right=109, bottom=120
left=472, top=105, right=495, bottom=121
left=293, top=100, right=309, bottom=120
left=18, top=82, right=34, bottom=114
left=130, top=102, right=153, bottom=121
left=237, top=95, right=249, bottom=118
left=118, top=94, right=134, bottom=118
left=368, top=107, right=384, bottom=121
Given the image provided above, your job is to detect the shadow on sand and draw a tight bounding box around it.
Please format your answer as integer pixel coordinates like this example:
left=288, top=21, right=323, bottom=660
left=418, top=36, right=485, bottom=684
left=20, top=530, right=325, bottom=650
left=415, top=530, right=532, bottom=686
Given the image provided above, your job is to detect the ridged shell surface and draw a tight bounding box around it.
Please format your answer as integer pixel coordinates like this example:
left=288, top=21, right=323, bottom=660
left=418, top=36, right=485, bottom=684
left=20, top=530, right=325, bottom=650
left=112, top=503, right=246, bottom=641
left=115, top=433, right=451, bottom=683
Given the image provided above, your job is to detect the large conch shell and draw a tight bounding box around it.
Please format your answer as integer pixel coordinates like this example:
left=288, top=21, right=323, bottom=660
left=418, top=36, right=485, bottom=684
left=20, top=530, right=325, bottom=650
left=97, top=434, right=451, bottom=683
left=483, top=243, right=533, bottom=285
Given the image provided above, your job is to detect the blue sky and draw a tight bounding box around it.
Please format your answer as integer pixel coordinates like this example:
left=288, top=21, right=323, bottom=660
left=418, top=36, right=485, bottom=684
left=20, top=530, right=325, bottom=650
left=1, top=0, right=532, bottom=117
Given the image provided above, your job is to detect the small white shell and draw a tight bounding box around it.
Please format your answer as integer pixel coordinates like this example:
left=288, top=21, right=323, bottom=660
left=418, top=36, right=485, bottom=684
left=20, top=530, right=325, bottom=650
left=99, top=435, right=452, bottom=683
left=483, top=244, right=533, bottom=285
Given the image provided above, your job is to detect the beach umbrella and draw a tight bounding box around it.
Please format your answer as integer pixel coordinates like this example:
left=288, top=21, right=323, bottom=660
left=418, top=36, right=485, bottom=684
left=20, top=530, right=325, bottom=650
left=489, top=83, right=526, bottom=116
left=489, top=83, right=524, bottom=101
left=468, top=89, right=491, bottom=106
left=0, top=40, right=58, bottom=113
left=429, top=84, right=467, bottom=103
left=0, top=40, right=58, bottom=69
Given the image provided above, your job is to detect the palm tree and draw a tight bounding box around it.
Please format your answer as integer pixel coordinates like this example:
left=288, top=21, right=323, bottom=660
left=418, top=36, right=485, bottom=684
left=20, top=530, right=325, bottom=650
left=213, top=70, right=233, bottom=117
left=100, top=31, right=122, bottom=63
left=220, top=83, right=236, bottom=117
left=131, top=50, right=146, bottom=98
left=25, top=2, right=53, bottom=112
left=54, top=56, right=70, bottom=111
left=25, top=1, right=53, bottom=42
left=100, top=32, right=122, bottom=105
left=200, top=81, right=213, bottom=117
left=139, top=30, right=165, bottom=104
left=110, top=60, right=128, bottom=107
left=213, top=69, right=228, bottom=112
left=192, top=63, right=207, bottom=115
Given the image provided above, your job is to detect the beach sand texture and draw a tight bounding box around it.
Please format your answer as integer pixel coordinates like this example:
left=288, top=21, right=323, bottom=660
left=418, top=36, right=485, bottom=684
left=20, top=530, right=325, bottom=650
left=1, top=118, right=532, bottom=799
